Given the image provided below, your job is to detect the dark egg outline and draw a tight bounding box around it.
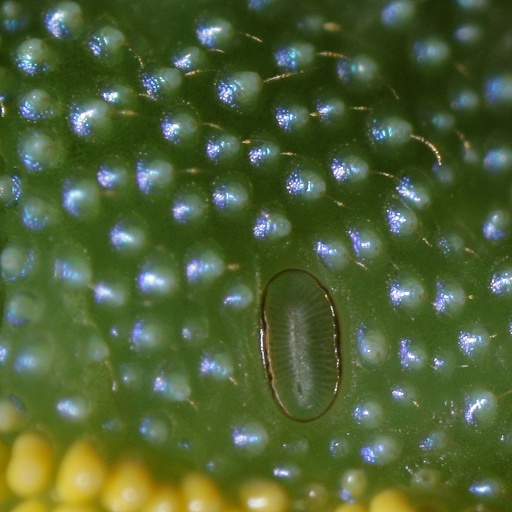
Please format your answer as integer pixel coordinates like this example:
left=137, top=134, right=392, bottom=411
left=259, top=268, right=342, bottom=422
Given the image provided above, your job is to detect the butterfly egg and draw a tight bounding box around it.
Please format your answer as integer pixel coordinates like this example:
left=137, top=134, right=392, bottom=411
left=368, top=489, right=416, bottom=512
left=143, top=484, right=182, bottom=512
left=6, top=431, right=54, bottom=498
left=260, top=269, right=341, bottom=422
left=55, top=439, right=107, bottom=504
left=181, top=472, right=223, bottom=512
left=238, top=479, right=289, bottom=512
left=101, top=459, right=153, bottom=512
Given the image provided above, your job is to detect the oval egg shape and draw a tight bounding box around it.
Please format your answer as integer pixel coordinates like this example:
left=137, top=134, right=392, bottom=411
left=260, top=269, right=341, bottom=421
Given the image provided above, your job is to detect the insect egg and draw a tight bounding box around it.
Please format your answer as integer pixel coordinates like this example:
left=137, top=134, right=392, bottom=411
left=260, top=269, right=341, bottom=421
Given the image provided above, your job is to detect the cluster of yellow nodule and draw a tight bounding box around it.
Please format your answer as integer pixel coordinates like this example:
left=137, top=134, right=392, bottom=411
left=1, top=430, right=290, bottom=512
left=0, top=430, right=420, bottom=512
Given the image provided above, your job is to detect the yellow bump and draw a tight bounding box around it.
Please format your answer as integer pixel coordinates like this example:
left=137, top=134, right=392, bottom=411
left=142, top=484, right=182, bottom=512
left=333, top=504, right=368, bottom=512
left=181, top=473, right=223, bottom=512
left=55, top=439, right=107, bottom=505
left=0, top=399, right=23, bottom=433
left=6, top=432, right=54, bottom=498
left=239, top=479, right=289, bottom=512
left=52, top=505, right=100, bottom=512
left=369, top=489, right=416, bottom=512
left=101, top=459, right=153, bottom=512
left=9, top=498, right=49, bottom=512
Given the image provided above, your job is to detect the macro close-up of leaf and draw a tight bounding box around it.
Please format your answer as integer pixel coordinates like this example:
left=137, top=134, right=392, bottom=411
left=0, top=1, right=511, bottom=511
